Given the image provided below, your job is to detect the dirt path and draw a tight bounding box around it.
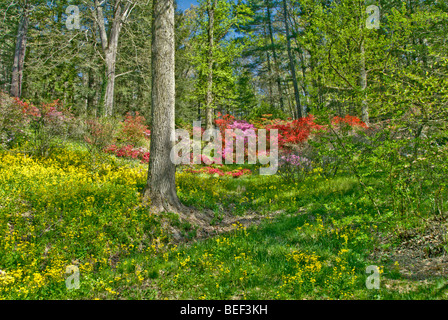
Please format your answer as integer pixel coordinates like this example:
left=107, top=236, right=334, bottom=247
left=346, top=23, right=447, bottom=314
left=165, top=207, right=287, bottom=243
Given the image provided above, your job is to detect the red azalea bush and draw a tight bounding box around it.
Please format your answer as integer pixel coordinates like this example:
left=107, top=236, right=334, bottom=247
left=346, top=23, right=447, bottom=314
left=266, top=114, right=325, bottom=150
left=104, top=144, right=150, bottom=164
left=1, top=92, right=76, bottom=153
left=100, top=112, right=151, bottom=163
left=331, top=115, right=368, bottom=129
left=117, top=112, right=150, bottom=146
left=269, top=114, right=368, bottom=179
left=215, top=112, right=236, bottom=132
left=184, top=165, right=251, bottom=178
left=21, top=98, right=73, bottom=156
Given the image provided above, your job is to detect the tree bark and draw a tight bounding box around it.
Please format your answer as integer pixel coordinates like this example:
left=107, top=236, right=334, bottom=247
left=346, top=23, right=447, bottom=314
left=265, top=0, right=284, bottom=112
left=94, top=0, right=132, bottom=117
left=359, top=38, right=369, bottom=124
left=263, top=23, right=274, bottom=106
left=282, top=0, right=302, bottom=119
left=10, top=7, right=29, bottom=98
left=143, top=0, right=184, bottom=213
left=205, top=0, right=217, bottom=130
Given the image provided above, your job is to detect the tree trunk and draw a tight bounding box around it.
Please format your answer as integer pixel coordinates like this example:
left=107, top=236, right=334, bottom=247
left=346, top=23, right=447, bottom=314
left=10, top=9, right=29, bottom=98
left=104, top=50, right=117, bottom=117
left=282, top=0, right=302, bottom=118
left=265, top=0, right=284, bottom=112
left=205, top=0, right=217, bottom=130
left=359, top=38, right=369, bottom=124
left=262, top=17, right=274, bottom=106
left=290, top=13, right=308, bottom=116
left=94, top=0, right=132, bottom=117
left=143, top=0, right=184, bottom=213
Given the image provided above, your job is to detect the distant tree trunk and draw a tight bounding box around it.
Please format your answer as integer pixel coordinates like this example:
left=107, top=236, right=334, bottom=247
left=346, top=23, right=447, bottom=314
left=143, top=0, right=184, bottom=213
left=299, top=50, right=308, bottom=115
left=87, top=70, right=95, bottom=115
left=359, top=38, right=369, bottom=124
left=282, top=0, right=302, bottom=118
left=94, top=0, right=133, bottom=117
left=265, top=0, right=284, bottom=112
left=205, top=0, right=217, bottom=130
left=104, top=50, right=118, bottom=117
left=10, top=8, right=29, bottom=98
left=263, top=23, right=274, bottom=106
left=290, top=14, right=308, bottom=115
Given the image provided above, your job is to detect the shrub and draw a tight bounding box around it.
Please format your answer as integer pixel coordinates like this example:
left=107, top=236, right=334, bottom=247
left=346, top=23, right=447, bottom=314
left=0, top=92, right=28, bottom=149
left=266, top=114, right=325, bottom=150
left=278, top=153, right=313, bottom=182
left=83, top=118, right=119, bottom=152
left=104, top=144, right=150, bottom=164
left=117, top=112, right=150, bottom=146
left=183, top=165, right=251, bottom=178
left=22, top=99, right=73, bottom=157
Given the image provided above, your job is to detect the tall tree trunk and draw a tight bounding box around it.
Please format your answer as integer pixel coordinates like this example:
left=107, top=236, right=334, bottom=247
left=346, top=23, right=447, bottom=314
left=104, top=49, right=118, bottom=117
left=282, top=0, right=302, bottom=118
left=143, top=0, right=184, bottom=213
left=263, top=21, right=274, bottom=106
left=360, top=38, right=369, bottom=124
left=265, top=0, right=284, bottom=112
left=290, top=13, right=308, bottom=115
left=94, top=0, right=132, bottom=117
left=205, top=0, right=217, bottom=130
left=285, top=83, right=295, bottom=119
left=10, top=8, right=29, bottom=98
left=299, top=50, right=308, bottom=115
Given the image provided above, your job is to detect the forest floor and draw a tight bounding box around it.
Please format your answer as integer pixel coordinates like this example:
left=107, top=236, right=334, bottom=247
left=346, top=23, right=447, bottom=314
left=1, top=142, right=447, bottom=299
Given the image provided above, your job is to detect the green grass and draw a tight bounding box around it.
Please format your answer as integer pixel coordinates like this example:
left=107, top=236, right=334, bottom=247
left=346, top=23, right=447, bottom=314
left=0, top=143, right=447, bottom=299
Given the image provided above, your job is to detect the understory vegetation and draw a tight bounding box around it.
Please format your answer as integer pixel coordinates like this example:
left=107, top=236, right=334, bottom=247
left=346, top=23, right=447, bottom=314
left=1, top=0, right=448, bottom=301
left=0, top=102, right=447, bottom=299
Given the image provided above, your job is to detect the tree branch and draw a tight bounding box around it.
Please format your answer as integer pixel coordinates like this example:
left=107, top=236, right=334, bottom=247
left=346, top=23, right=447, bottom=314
left=327, top=40, right=355, bottom=90
left=115, top=70, right=134, bottom=78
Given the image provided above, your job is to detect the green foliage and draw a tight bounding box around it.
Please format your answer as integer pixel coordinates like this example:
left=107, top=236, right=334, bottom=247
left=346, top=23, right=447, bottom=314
left=0, top=92, right=28, bottom=149
left=184, top=0, right=253, bottom=113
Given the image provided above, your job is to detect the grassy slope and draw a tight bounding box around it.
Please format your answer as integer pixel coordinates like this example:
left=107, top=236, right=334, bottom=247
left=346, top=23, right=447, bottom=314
left=0, top=143, right=447, bottom=299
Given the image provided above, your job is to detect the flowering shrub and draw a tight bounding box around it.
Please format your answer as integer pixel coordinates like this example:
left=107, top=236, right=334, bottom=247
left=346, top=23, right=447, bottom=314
left=184, top=165, right=251, bottom=178
left=104, top=144, right=150, bottom=164
left=331, top=115, right=368, bottom=129
left=301, top=115, right=369, bottom=178
left=215, top=114, right=278, bottom=164
left=215, top=112, right=235, bottom=132
left=278, top=153, right=313, bottom=182
left=268, top=114, right=369, bottom=179
left=84, top=118, right=118, bottom=154
left=280, top=154, right=312, bottom=167
left=22, top=99, right=73, bottom=156
left=0, top=92, right=28, bottom=149
left=117, top=112, right=150, bottom=146
left=267, top=114, right=325, bottom=150
left=223, top=120, right=257, bottom=162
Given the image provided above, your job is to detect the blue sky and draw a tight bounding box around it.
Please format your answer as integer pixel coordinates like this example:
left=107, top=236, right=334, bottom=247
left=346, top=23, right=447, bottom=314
left=176, top=0, right=199, bottom=11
